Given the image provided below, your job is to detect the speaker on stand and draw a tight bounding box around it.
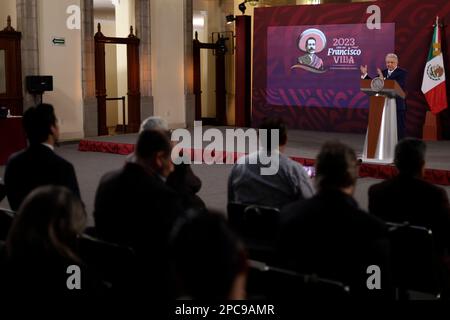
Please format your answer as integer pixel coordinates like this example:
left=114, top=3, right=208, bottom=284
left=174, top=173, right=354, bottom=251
left=25, top=76, right=53, bottom=105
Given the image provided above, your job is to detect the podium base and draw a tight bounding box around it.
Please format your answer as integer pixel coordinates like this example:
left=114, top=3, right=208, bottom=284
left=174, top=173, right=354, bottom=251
left=362, top=98, right=398, bottom=164
left=360, top=157, right=394, bottom=165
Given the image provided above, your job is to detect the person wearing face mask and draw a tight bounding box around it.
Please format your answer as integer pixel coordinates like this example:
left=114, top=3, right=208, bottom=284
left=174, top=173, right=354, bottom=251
left=360, top=53, right=408, bottom=140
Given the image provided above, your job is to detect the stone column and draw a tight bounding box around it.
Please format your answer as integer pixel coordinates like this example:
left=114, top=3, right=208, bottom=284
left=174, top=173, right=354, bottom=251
left=81, top=0, right=97, bottom=137
left=135, top=0, right=153, bottom=122
left=16, top=0, right=39, bottom=109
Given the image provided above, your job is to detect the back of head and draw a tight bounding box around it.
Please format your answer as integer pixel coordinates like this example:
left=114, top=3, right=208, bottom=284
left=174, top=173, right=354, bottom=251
left=23, top=104, right=57, bottom=145
left=394, top=138, right=426, bottom=177
left=170, top=210, right=247, bottom=300
left=259, top=117, right=288, bottom=149
left=139, top=116, right=169, bottom=132
left=6, top=185, right=86, bottom=263
left=135, top=129, right=172, bottom=161
left=315, top=141, right=358, bottom=191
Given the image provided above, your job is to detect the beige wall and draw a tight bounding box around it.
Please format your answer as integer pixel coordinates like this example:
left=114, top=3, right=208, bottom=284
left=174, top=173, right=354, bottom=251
left=151, top=0, right=186, bottom=128
left=0, top=0, right=17, bottom=30
left=38, top=0, right=83, bottom=140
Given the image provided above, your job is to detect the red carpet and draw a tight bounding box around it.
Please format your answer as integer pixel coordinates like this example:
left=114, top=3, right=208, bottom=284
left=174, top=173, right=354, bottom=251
left=78, top=139, right=450, bottom=186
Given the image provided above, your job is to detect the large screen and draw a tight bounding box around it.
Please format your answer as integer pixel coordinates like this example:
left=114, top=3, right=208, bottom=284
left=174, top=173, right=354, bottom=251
left=266, top=24, right=395, bottom=108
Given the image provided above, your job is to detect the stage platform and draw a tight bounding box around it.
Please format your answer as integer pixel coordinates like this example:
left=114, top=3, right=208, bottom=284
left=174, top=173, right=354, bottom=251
left=78, top=128, right=450, bottom=186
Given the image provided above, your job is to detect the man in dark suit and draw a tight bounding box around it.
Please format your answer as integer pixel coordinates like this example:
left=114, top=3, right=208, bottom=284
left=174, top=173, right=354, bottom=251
left=4, top=104, right=80, bottom=211
left=94, top=129, right=183, bottom=296
left=369, top=138, right=450, bottom=254
left=361, top=53, right=408, bottom=140
left=279, top=141, right=391, bottom=298
left=139, top=116, right=205, bottom=210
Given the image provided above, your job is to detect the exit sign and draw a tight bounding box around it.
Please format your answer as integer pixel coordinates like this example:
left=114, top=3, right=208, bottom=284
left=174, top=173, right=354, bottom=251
left=52, top=37, right=66, bottom=46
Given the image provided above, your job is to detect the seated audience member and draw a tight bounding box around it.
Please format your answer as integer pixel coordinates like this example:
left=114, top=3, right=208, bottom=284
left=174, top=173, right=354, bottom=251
left=139, top=116, right=205, bottom=210
left=0, top=186, right=98, bottom=294
left=170, top=210, right=247, bottom=300
left=369, top=138, right=450, bottom=254
left=228, top=118, right=314, bottom=209
left=94, top=129, right=183, bottom=295
left=279, top=141, right=391, bottom=298
left=4, top=104, right=81, bottom=211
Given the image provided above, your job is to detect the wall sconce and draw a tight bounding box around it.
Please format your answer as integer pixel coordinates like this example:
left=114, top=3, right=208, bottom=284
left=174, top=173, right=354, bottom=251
left=238, top=0, right=260, bottom=15
left=226, top=15, right=236, bottom=25
left=212, top=31, right=235, bottom=55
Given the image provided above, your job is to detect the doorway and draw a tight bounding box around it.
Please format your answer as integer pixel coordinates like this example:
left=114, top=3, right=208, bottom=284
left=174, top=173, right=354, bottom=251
left=94, top=24, right=140, bottom=136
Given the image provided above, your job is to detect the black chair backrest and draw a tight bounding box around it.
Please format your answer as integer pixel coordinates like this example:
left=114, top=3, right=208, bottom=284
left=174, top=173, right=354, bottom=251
left=227, top=202, right=280, bottom=241
left=0, top=208, right=15, bottom=241
left=387, top=221, right=442, bottom=295
left=77, top=233, right=137, bottom=291
left=247, top=259, right=351, bottom=300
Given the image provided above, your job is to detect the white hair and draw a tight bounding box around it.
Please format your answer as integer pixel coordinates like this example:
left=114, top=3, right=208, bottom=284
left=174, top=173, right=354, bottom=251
left=139, top=116, right=169, bottom=132
left=386, top=53, right=398, bottom=61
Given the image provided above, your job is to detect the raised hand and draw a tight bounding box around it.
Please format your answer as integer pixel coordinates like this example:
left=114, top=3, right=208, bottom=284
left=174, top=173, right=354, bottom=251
left=377, top=68, right=383, bottom=78
left=360, top=65, right=368, bottom=75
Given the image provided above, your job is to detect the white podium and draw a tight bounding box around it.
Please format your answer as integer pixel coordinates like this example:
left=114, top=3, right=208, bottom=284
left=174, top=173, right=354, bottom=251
left=360, top=79, right=405, bottom=164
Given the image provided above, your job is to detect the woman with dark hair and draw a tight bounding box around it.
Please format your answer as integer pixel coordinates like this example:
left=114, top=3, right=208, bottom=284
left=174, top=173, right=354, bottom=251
left=170, top=210, right=248, bottom=300
left=1, top=185, right=90, bottom=294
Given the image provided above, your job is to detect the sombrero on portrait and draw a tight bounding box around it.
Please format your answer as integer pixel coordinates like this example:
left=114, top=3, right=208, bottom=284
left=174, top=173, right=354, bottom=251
left=298, top=28, right=327, bottom=53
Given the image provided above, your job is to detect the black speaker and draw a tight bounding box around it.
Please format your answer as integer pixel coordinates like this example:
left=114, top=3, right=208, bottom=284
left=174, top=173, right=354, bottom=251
left=0, top=107, right=7, bottom=119
left=26, top=76, right=53, bottom=94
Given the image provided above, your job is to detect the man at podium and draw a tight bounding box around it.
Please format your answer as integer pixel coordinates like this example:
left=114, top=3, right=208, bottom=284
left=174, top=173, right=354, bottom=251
left=360, top=53, right=407, bottom=140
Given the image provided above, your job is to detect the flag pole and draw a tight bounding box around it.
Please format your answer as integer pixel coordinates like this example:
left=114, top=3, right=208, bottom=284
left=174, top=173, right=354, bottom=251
left=422, top=16, right=444, bottom=141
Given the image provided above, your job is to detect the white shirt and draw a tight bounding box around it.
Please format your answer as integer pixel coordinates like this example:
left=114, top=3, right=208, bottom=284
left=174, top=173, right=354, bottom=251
left=41, top=143, right=54, bottom=151
left=387, top=67, right=397, bottom=78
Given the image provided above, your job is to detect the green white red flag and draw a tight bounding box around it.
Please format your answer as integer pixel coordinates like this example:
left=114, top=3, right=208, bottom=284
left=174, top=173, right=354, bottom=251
left=421, top=16, right=448, bottom=114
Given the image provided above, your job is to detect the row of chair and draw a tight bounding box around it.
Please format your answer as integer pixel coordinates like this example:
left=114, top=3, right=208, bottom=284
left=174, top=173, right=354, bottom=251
left=227, top=202, right=446, bottom=299
left=247, top=259, right=351, bottom=300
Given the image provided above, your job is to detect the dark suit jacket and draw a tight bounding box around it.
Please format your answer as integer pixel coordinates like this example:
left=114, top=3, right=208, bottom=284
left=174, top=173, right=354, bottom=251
left=369, top=175, right=450, bottom=253
left=279, top=189, right=391, bottom=298
left=166, top=163, right=205, bottom=210
left=94, top=162, right=183, bottom=249
left=365, top=67, right=407, bottom=110
left=94, top=162, right=184, bottom=296
left=4, top=144, right=81, bottom=211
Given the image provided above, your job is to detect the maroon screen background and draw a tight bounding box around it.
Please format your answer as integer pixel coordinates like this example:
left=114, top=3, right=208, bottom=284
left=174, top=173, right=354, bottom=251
left=252, top=0, right=450, bottom=138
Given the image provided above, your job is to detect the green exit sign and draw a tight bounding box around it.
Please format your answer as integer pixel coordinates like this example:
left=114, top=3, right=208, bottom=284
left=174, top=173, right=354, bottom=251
left=52, top=37, right=66, bottom=46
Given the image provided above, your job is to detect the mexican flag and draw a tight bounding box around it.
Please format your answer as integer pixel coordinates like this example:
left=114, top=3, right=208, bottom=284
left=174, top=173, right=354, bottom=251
left=421, top=16, right=448, bottom=115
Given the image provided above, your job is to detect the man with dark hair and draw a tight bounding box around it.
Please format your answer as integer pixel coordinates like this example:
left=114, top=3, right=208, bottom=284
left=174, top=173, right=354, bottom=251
left=369, top=138, right=450, bottom=253
left=279, top=141, right=391, bottom=298
left=94, top=129, right=183, bottom=295
left=228, top=117, right=314, bottom=209
left=138, top=116, right=205, bottom=210
left=94, top=129, right=182, bottom=245
left=4, top=104, right=80, bottom=211
left=297, top=37, right=324, bottom=70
